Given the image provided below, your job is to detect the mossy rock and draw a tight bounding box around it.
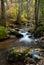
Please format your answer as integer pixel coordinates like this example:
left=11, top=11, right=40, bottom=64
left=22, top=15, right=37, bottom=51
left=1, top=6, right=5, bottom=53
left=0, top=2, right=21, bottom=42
left=0, top=26, right=8, bottom=40
left=7, top=47, right=30, bottom=62
left=9, top=29, right=23, bottom=38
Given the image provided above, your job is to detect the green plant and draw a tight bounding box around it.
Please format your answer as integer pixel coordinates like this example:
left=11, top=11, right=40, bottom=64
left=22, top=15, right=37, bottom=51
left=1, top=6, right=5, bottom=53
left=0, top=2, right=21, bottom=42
left=7, top=47, right=30, bottom=62
left=34, top=26, right=44, bottom=38
left=0, top=26, right=8, bottom=39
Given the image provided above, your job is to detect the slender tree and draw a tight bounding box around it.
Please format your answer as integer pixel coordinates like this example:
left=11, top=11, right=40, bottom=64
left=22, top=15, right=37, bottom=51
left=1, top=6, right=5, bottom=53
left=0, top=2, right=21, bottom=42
left=1, top=0, right=6, bottom=26
left=5, top=0, right=9, bottom=9
left=15, top=0, right=21, bottom=25
left=10, top=0, right=12, bottom=3
left=35, top=0, right=40, bottom=29
left=26, top=0, right=30, bottom=20
left=27, top=0, right=29, bottom=18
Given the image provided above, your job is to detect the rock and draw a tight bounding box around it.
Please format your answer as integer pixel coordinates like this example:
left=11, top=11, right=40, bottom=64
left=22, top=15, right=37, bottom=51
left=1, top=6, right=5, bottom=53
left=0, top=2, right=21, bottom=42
left=7, top=47, right=29, bottom=62
left=39, top=37, right=44, bottom=48
left=9, top=35, right=16, bottom=38
left=9, top=29, right=23, bottom=38
left=24, top=57, right=36, bottom=65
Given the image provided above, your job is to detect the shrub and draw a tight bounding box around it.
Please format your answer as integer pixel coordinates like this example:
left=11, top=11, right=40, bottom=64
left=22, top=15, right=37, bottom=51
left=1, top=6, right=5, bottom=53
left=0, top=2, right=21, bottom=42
left=0, top=26, right=8, bottom=39
left=34, top=26, right=44, bottom=38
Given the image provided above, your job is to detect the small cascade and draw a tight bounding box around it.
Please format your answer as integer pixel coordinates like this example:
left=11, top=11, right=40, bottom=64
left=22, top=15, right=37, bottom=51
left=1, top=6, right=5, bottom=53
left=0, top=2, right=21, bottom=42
left=18, top=29, right=35, bottom=46
left=19, top=35, right=34, bottom=44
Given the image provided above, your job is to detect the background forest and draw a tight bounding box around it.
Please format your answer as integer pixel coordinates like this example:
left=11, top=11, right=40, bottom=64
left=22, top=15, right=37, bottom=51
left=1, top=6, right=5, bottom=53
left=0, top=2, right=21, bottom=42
left=0, top=0, right=44, bottom=38
left=0, top=0, right=44, bottom=25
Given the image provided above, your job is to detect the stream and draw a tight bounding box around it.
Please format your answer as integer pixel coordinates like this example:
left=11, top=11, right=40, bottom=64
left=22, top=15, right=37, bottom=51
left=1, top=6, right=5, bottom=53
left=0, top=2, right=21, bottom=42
left=0, top=29, right=44, bottom=65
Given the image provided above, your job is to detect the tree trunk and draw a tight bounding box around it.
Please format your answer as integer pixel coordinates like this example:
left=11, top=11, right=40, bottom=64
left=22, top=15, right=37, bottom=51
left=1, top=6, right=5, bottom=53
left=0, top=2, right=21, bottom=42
left=35, top=0, right=40, bottom=29
left=1, top=0, right=6, bottom=26
left=5, top=0, right=10, bottom=9
left=27, top=0, right=29, bottom=17
left=15, top=0, right=21, bottom=25
left=10, top=0, right=12, bottom=3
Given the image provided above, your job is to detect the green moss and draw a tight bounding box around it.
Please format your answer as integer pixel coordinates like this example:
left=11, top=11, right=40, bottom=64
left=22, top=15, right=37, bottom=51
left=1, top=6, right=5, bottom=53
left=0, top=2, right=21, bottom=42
left=0, top=26, right=8, bottom=39
left=7, top=47, right=30, bottom=62
left=10, top=29, right=23, bottom=37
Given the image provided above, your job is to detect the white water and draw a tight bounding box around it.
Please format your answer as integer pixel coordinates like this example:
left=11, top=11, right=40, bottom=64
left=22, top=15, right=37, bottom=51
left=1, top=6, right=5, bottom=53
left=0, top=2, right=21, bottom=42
left=19, top=35, right=34, bottom=43
left=19, top=30, right=35, bottom=46
left=19, top=29, right=31, bottom=37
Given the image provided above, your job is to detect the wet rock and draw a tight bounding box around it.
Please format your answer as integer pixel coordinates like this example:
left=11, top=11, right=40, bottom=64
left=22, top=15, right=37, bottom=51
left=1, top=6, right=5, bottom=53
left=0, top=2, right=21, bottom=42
left=39, top=37, right=44, bottom=48
left=24, top=57, right=36, bottom=65
left=8, top=29, right=23, bottom=38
